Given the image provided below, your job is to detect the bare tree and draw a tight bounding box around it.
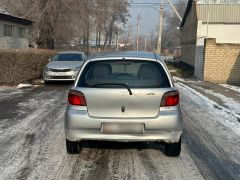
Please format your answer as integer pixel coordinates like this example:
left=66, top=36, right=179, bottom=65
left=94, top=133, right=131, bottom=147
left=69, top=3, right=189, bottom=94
left=0, top=0, right=130, bottom=51
left=161, top=0, right=186, bottom=53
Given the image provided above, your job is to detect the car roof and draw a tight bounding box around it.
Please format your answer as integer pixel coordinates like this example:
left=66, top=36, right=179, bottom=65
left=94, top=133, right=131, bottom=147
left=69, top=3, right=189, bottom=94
left=88, top=51, right=161, bottom=61
left=57, top=51, right=84, bottom=55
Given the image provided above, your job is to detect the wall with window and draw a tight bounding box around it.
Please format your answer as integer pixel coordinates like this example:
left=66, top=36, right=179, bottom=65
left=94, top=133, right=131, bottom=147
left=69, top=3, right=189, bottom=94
left=0, top=20, right=30, bottom=48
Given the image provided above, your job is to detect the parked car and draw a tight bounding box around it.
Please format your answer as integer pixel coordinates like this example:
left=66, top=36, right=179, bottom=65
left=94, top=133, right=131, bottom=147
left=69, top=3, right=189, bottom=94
left=65, top=51, right=183, bottom=156
left=43, top=51, right=86, bottom=82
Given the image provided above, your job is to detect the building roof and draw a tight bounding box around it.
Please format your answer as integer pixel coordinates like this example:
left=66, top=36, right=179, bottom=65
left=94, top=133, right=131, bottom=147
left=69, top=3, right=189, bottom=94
left=0, top=7, right=33, bottom=26
left=0, top=7, right=10, bottom=15
left=181, top=0, right=240, bottom=27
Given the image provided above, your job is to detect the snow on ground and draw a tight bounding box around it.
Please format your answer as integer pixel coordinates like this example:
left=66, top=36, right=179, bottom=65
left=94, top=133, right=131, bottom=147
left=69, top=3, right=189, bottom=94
left=176, top=82, right=240, bottom=136
left=17, top=83, right=39, bottom=88
left=0, top=86, right=205, bottom=180
left=0, top=89, right=24, bottom=101
left=0, top=86, right=16, bottom=90
left=0, top=84, right=37, bottom=101
left=220, top=84, right=240, bottom=93
left=200, top=88, right=240, bottom=114
left=173, top=76, right=186, bottom=82
left=169, top=69, right=177, bottom=73
left=173, top=76, right=202, bottom=83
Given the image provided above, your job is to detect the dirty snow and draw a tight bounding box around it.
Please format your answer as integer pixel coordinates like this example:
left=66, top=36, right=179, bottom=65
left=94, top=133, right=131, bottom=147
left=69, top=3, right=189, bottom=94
left=17, top=83, right=35, bottom=88
left=0, top=86, right=16, bottom=90
left=0, top=89, right=24, bottom=101
left=202, top=89, right=240, bottom=114
left=173, top=76, right=186, bottom=82
left=173, top=76, right=202, bottom=83
left=176, top=82, right=240, bottom=136
left=0, top=86, right=205, bottom=180
left=220, top=84, right=240, bottom=93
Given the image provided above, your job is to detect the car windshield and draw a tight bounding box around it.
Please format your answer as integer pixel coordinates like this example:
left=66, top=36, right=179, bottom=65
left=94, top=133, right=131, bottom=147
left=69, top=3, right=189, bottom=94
left=77, top=60, right=170, bottom=88
left=52, top=54, right=82, bottom=61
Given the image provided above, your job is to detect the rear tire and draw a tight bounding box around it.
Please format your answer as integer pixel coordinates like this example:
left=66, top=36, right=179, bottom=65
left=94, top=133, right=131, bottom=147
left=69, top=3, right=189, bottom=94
left=66, top=139, right=82, bottom=154
left=165, top=138, right=181, bottom=157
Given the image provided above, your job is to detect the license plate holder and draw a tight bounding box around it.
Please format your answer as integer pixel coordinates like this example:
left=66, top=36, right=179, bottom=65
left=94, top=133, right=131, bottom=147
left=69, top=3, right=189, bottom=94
left=101, top=123, right=144, bottom=134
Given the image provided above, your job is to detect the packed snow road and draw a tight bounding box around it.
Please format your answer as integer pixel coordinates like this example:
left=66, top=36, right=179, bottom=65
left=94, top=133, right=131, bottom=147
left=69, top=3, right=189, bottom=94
left=0, top=83, right=239, bottom=180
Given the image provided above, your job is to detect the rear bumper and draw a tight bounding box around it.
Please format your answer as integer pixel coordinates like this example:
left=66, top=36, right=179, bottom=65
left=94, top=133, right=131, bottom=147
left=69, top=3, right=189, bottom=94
left=65, top=108, right=183, bottom=143
left=65, top=130, right=182, bottom=143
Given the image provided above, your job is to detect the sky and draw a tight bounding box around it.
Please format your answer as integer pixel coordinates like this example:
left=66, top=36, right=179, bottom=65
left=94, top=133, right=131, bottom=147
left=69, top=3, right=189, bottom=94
left=129, top=0, right=160, bottom=36
left=128, top=0, right=187, bottom=36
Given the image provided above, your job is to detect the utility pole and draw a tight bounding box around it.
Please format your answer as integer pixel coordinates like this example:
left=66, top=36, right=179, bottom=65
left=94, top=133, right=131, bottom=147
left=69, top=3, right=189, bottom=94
left=116, top=27, right=119, bottom=51
left=136, top=15, right=141, bottom=51
left=157, top=0, right=163, bottom=54
left=128, top=24, right=132, bottom=49
left=144, top=36, right=147, bottom=51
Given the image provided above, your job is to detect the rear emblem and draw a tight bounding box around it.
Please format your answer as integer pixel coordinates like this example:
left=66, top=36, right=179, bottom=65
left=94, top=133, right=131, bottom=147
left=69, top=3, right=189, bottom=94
left=121, top=106, right=125, bottom=112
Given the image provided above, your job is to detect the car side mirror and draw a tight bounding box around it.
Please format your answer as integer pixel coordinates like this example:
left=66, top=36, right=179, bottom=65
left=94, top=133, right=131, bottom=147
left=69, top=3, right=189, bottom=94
left=48, top=58, right=51, bottom=62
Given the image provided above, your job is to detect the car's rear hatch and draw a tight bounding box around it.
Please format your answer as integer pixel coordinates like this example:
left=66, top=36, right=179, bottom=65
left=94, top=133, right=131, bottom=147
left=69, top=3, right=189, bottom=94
left=75, top=59, right=172, bottom=119
left=78, top=88, right=167, bottom=118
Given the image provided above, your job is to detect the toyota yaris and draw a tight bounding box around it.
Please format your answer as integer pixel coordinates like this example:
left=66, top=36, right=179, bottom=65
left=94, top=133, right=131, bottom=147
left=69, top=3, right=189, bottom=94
left=65, top=51, right=183, bottom=156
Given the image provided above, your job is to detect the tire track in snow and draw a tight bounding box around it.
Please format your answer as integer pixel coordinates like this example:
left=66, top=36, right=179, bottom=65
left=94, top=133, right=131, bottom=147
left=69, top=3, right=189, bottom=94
left=177, top=83, right=240, bottom=180
left=0, top=84, right=220, bottom=180
left=0, top=87, right=68, bottom=179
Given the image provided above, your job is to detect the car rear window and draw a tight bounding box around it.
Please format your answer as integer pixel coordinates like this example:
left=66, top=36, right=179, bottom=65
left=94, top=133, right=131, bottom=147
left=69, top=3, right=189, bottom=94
left=52, top=54, right=82, bottom=61
left=77, top=60, right=170, bottom=88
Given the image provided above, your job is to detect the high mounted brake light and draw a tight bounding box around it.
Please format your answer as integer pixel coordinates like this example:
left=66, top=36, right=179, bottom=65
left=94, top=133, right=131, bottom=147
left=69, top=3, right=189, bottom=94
left=68, top=91, right=86, bottom=106
left=160, top=91, right=179, bottom=107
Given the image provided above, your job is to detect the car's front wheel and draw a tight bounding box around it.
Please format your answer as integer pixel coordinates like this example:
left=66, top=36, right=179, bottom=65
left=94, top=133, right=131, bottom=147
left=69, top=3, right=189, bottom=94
left=165, top=138, right=181, bottom=157
left=66, top=139, right=82, bottom=154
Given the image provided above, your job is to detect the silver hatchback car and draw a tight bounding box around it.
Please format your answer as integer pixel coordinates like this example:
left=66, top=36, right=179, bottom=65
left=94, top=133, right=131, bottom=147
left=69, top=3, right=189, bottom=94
left=65, top=51, right=183, bottom=156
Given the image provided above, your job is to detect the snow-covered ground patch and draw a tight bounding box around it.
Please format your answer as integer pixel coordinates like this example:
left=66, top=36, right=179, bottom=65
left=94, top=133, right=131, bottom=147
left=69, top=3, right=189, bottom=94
left=17, top=83, right=34, bottom=88
left=0, top=89, right=24, bottom=101
left=191, top=85, right=240, bottom=114
left=203, top=89, right=240, bottom=114
left=177, top=82, right=240, bottom=136
left=173, top=76, right=186, bottom=82
left=17, top=83, right=40, bottom=89
left=0, top=86, right=16, bottom=90
left=169, top=69, right=177, bottom=73
left=220, top=84, right=240, bottom=93
left=173, top=76, right=202, bottom=83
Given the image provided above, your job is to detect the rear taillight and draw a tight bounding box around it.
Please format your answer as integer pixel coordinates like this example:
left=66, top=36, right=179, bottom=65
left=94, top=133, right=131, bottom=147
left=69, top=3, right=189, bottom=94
left=161, top=91, right=179, bottom=107
left=68, top=91, right=86, bottom=106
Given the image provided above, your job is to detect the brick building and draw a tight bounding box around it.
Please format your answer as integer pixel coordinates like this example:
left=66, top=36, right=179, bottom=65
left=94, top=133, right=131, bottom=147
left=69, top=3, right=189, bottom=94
left=180, top=0, right=240, bottom=84
left=204, top=38, right=240, bottom=85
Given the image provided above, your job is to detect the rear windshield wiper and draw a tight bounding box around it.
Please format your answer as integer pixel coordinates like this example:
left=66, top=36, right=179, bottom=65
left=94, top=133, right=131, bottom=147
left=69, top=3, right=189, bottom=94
left=93, top=83, right=133, bottom=95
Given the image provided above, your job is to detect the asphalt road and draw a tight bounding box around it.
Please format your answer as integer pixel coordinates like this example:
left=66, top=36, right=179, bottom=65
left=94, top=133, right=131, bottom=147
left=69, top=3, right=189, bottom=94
left=0, top=83, right=239, bottom=180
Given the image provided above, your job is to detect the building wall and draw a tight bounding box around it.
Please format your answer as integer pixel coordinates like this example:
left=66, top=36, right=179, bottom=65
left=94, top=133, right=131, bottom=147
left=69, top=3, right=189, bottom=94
left=194, top=21, right=205, bottom=80
left=199, top=23, right=240, bottom=44
left=0, top=20, right=30, bottom=48
left=181, top=2, right=198, bottom=67
left=203, top=38, right=240, bottom=85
